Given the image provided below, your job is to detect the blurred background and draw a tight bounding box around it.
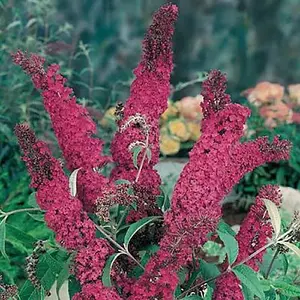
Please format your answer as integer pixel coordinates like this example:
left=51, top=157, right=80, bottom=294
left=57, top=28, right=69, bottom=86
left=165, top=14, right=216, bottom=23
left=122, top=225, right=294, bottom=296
left=1, top=0, right=300, bottom=290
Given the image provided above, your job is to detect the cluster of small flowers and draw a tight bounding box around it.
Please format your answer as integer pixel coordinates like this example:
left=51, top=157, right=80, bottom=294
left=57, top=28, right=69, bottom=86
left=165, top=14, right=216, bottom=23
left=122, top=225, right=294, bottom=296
left=12, top=3, right=293, bottom=300
left=25, top=241, right=47, bottom=290
left=0, top=275, right=18, bottom=300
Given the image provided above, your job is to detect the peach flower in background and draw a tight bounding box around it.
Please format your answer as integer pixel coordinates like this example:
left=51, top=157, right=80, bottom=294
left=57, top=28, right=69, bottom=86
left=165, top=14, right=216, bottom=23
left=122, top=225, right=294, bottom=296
left=288, top=84, right=300, bottom=105
left=259, top=101, right=293, bottom=128
left=242, top=81, right=284, bottom=106
left=175, top=95, right=203, bottom=120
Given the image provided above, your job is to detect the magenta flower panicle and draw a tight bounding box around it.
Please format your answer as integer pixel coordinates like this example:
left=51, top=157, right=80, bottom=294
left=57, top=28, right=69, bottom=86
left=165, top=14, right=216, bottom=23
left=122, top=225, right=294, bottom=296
left=109, top=3, right=178, bottom=219
left=15, top=123, right=120, bottom=296
left=128, top=70, right=291, bottom=299
left=12, top=51, right=111, bottom=211
left=235, top=185, right=282, bottom=271
left=213, top=185, right=282, bottom=298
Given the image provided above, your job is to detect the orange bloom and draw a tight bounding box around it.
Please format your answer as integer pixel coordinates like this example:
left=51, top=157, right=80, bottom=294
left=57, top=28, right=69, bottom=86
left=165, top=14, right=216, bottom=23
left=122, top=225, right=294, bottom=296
left=288, top=84, right=300, bottom=104
left=243, top=82, right=284, bottom=106
left=176, top=95, right=203, bottom=120
left=259, top=101, right=293, bottom=128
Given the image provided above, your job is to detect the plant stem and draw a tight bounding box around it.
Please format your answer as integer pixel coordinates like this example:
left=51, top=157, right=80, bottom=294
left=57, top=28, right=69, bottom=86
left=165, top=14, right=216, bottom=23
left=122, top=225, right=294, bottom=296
left=135, top=134, right=149, bottom=184
left=0, top=207, right=41, bottom=218
left=265, top=247, right=280, bottom=279
left=177, top=241, right=274, bottom=299
left=94, top=223, right=144, bottom=270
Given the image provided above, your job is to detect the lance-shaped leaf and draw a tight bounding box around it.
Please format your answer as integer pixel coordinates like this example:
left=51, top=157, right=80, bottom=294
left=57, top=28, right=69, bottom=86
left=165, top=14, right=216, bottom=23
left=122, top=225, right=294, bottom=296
left=279, top=241, right=300, bottom=258
left=217, top=230, right=239, bottom=265
left=69, top=168, right=81, bottom=197
left=0, top=217, right=8, bottom=259
left=131, top=145, right=143, bottom=169
left=233, top=265, right=265, bottom=300
left=102, top=253, right=123, bottom=287
left=263, top=198, right=281, bottom=240
left=123, top=216, right=160, bottom=250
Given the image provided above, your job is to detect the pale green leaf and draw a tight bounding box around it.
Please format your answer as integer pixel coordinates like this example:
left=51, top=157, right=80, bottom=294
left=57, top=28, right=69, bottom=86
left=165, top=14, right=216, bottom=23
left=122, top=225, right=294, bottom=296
left=102, top=253, right=123, bottom=287
left=217, top=230, right=239, bottom=265
left=279, top=241, right=300, bottom=258
left=69, top=168, right=81, bottom=197
left=233, top=265, right=265, bottom=300
left=123, top=216, right=160, bottom=250
left=271, top=280, right=300, bottom=297
left=28, top=192, right=39, bottom=208
left=263, top=198, right=281, bottom=239
left=0, top=218, right=8, bottom=259
left=115, top=179, right=131, bottom=185
left=131, top=145, right=142, bottom=169
left=146, top=147, right=152, bottom=164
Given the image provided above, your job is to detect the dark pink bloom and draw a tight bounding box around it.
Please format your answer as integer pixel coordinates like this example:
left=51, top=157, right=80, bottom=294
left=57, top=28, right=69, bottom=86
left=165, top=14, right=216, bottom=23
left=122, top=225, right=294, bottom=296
left=213, top=273, right=244, bottom=300
left=75, top=238, right=114, bottom=284
left=72, top=281, right=121, bottom=300
left=235, top=185, right=282, bottom=271
left=128, top=70, right=291, bottom=298
left=110, top=5, right=178, bottom=215
left=15, top=124, right=118, bottom=296
left=12, top=52, right=111, bottom=211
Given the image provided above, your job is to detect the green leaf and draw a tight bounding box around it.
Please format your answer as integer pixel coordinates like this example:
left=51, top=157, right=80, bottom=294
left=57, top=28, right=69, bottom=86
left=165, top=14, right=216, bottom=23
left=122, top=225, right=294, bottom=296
left=187, top=261, right=220, bottom=289
left=44, top=253, right=64, bottom=274
left=146, top=147, right=152, bottom=163
left=263, top=198, right=281, bottom=239
left=115, top=179, right=131, bottom=185
left=56, top=256, right=72, bottom=300
left=27, top=212, right=45, bottom=222
left=131, top=145, right=142, bottom=169
left=182, top=296, right=202, bottom=299
left=68, top=276, right=81, bottom=299
left=233, top=265, right=265, bottom=300
left=0, top=217, right=8, bottom=259
left=28, top=192, right=39, bottom=208
left=123, top=216, right=160, bottom=250
left=5, top=223, right=37, bottom=249
left=217, top=220, right=236, bottom=236
left=280, top=253, right=288, bottom=275
left=279, top=241, right=300, bottom=258
left=156, top=186, right=170, bottom=213
left=217, top=230, right=239, bottom=265
left=271, top=280, right=300, bottom=297
left=69, top=168, right=81, bottom=197
left=19, top=280, right=42, bottom=300
left=102, top=253, right=123, bottom=287
left=36, top=256, right=57, bottom=291
left=242, top=283, right=254, bottom=300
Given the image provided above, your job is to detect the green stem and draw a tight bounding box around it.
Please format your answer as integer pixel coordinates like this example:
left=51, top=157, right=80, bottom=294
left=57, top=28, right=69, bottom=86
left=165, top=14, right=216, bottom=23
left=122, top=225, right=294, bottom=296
left=265, top=247, right=280, bottom=279
left=177, top=241, right=274, bottom=299
left=94, top=224, right=144, bottom=270
left=0, top=207, right=41, bottom=218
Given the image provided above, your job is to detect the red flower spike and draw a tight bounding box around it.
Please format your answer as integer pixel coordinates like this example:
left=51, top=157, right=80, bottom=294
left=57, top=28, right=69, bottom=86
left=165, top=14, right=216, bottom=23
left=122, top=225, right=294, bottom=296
left=128, top=70, right=291, bottom=299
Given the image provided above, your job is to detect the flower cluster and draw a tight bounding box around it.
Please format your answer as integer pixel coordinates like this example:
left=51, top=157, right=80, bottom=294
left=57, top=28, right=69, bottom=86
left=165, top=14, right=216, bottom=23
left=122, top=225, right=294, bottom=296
left=12, top=3, right=294, bottom=300
left=110, top=4, right=178, bottom=219
left=213, top=185, right=282, bottom=298
left=12, top=51, right=110, bottom=211
left=242, top=81, right=300, bottom=128
left=14, top=124, right=120, bottom=298
left=127, top=70, right=291, bottom=299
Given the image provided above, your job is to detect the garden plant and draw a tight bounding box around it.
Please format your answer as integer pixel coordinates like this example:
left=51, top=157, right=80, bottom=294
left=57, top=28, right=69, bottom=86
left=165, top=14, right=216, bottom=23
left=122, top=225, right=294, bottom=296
left=1, top=3, right=300, bottom=300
